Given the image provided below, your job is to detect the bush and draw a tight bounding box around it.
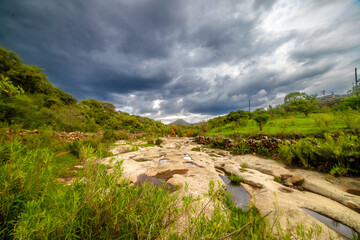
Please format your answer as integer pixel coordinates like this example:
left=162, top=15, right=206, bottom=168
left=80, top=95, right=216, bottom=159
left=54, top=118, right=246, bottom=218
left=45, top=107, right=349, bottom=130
left=278, top=133, right=360, bottom=176
left=184, top=128, right=198, bottom=137
left=146, top=138, right=154, bottom=144
left=209, top=136, right=225, bottom=149
left=68, top=140, right=83, bottom=158
left=155, top=138, right=163, bottom=146
left=231, top=141, right=252, bottom=155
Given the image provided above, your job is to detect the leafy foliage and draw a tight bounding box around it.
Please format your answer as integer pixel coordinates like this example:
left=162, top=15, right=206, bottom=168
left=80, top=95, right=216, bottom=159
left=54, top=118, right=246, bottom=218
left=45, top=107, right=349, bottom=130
left=0, top=46, right=166, bottom=135
left=279, top=133, right=360, bottom=176
left=283, top=92, right=318, bottom=116
left=0, top=75, right=24, bottom=97
left=253, top=111, right=269, bottom=131
left=228, top=175, right=244, bottom=184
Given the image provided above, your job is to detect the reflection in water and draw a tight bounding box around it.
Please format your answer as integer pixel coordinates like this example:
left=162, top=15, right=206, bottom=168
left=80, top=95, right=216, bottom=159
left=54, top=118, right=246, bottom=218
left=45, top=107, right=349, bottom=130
left=135, top=174, right=176, bottom=192
left=302, top=208, right=358, bottom=239
left=183, top=154, right=193, bottom=161
left=184, top=162, right=196, bottom=166
left=219, top=175, right=251, bottom=210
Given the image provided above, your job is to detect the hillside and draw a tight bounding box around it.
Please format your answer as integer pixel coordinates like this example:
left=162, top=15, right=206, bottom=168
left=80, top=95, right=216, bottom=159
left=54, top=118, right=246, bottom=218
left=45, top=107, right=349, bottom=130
left=168, top=119, right=190, bottom=126
left=0, top=46, right=166, bottom=136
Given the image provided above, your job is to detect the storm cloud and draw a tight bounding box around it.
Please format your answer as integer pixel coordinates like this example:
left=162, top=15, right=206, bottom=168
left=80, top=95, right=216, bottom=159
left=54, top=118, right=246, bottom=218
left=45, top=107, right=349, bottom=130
left=1, top=0, right=359, bottom=123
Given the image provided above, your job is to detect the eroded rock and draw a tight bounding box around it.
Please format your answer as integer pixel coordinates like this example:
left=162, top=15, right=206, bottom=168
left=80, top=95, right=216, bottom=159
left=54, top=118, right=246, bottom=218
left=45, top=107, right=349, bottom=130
left=102, top=137, right=360, bottom=239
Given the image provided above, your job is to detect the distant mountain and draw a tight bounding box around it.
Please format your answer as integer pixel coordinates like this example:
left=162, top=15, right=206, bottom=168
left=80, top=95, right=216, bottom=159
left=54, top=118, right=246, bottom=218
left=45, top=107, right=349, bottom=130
left=168, top=119, right=190, bottom=126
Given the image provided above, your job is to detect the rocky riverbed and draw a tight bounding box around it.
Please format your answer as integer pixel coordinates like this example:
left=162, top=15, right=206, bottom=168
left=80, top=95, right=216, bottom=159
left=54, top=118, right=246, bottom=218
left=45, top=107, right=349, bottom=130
left=103, top=137, right=360, bottom=239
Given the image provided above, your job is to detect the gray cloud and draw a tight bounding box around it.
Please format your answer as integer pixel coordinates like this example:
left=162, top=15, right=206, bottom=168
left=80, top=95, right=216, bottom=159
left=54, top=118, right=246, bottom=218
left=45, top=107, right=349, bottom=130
left=0, top=0, right=359, bottom=123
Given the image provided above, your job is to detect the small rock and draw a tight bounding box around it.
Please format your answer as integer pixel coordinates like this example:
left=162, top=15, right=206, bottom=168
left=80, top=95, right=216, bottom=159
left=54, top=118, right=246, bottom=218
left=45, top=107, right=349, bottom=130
left=284, top=176, right=304, bottom=186
left=281, top=174, right=293, bottom=180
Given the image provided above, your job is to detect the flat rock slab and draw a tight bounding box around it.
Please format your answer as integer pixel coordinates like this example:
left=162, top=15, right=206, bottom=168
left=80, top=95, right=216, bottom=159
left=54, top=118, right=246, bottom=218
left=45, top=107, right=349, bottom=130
left=103, top=137, right=360, bottom=239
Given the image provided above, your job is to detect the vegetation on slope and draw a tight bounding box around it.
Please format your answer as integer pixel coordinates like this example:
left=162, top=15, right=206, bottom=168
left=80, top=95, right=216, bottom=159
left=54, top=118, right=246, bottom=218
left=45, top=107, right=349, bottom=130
left=202, top=89, right=360, bottom=176
left=0, top=46, right=167, bottom=137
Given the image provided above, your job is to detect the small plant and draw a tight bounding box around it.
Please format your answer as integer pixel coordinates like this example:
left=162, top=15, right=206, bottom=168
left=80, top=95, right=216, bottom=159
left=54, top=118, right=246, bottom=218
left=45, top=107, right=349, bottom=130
left=209, top=153, right=220, bottom=157
left=147, top=138, right=154, bottom=144
left=257, top=146, right=271, bottom=158
left=241, top=163, right=248, bottom=168
left=228, top=175, right=244, bottom=184
left=191, top=147, right=200, bottom=151
left=274, top=176, right=283, bottom=184
left=155, top=138, right=163, bottom=146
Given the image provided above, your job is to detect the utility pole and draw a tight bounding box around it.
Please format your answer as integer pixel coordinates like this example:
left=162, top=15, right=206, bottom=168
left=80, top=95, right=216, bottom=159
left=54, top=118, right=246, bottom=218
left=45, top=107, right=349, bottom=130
left=356, top=68, right=358, bottom=86
left=248, top=100, right=251, bottom=112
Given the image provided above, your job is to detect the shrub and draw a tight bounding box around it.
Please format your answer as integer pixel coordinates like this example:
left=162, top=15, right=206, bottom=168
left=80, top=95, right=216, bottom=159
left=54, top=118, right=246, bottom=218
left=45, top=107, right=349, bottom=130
left=184, top=129, right=197, bottom=137
left=231, top=141, right=252, bottom=155
left=278, top=133, right=360, bottom=176
left=147, top=138, right=154, bottom=144
left=169, top=128, right=176, bottom=137
left=68, top=140, right=83, bottom=158
left=155, top=138, right=163, bottom=146
left=209, top=136, right=225, bottom=149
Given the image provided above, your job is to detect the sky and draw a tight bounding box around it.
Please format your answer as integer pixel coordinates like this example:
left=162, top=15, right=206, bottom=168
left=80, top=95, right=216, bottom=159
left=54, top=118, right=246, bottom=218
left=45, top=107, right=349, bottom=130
left=1, top=0, right=360, bottom=123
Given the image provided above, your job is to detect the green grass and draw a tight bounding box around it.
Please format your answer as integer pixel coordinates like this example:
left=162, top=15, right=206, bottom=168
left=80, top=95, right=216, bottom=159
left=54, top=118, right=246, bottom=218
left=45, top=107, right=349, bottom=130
left=54, top=152, right=83, bottom=178
left=241, top=163, right=248, bottom=168
left=228, top=175, right=244, bottom=184
left=274, top=176, right=283, bottom=184
left=209, top=153, right=220, bottom=157
left=207, top=113, right=353, bottom=138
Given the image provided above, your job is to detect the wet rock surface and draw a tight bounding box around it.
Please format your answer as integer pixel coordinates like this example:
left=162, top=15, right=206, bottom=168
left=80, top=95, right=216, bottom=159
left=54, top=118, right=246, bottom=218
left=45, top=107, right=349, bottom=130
left=103, top=137, right=360, bottom=239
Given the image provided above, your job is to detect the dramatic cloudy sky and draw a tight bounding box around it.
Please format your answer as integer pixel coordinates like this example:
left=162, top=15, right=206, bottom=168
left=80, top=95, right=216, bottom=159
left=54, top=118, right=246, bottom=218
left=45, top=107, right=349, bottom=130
left=1, top=0, right=360, bottom=123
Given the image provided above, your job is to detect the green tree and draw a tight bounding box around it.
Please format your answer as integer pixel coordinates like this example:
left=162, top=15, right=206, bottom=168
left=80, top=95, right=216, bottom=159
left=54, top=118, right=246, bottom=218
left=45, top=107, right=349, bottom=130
left=254, top=114, right=269, bottom=131
left=0, top=75, right=24, bottom=97
left=284, top=92, right=317, bottom=116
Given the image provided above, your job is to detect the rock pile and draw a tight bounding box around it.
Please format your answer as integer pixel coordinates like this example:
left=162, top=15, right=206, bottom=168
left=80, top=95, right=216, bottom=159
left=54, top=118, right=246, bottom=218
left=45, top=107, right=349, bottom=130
left=194, top=135, right=297, bottom=153
left=52, top=131, right=103, bottom=142
left=3, top=129, right=103, bottom=142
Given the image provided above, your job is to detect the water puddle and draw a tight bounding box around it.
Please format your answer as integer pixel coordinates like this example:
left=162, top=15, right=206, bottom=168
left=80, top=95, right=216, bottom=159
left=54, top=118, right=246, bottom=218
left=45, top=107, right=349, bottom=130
left=279, top=187, right=293, bottom=193
left=134, top=158, right=152, bottom=162
left=183, top=154, right=193, bottom=161
left=135, top=174, right=176, bottom=192
left=155, top=169, right=188, bottom=179
left=302, top=208, right=358, bottom=239
left=219, top=175, right=251, bottom=210
left=184, top=162, right=197, bottom=166
left=159, top=159, right=169, bottom=163
left=346, top=189, right=360, bottom=196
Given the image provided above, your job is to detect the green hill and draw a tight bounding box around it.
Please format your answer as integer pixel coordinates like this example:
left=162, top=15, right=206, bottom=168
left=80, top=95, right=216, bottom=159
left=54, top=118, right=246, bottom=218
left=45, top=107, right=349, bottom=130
left=0, top=46, right=166, bottom=136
